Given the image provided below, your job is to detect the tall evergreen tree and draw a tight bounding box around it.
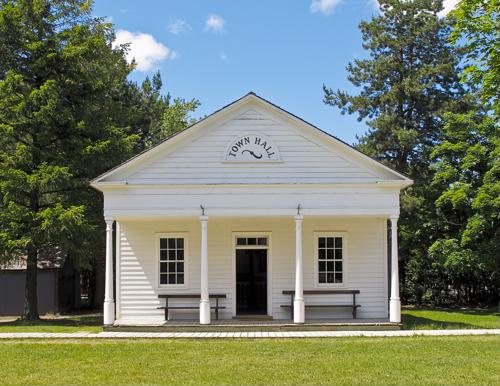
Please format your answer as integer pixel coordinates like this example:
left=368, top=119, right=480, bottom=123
left=323, top=0, right=468, bottom=303
left=324, top=0, right=465, bottom=174
left=0, top=0, right=140, bottom=319
left=82, top=72, right=199, bottom=309
left=123, top=72, right=199, bottom=152
left=0, top=0, right=200, bottom=318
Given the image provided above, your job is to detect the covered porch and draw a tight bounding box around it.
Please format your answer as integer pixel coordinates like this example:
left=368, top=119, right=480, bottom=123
left=105, top=318, right=399, bottom=332
left=101, top=209, right=402, bottom=327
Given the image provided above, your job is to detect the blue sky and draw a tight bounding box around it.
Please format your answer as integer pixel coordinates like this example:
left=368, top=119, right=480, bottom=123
left=93, top=0, right=457, bottom=144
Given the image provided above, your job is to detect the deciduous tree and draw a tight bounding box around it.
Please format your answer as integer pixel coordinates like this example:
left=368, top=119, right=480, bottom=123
left=450, top=0, right=499, bottom=113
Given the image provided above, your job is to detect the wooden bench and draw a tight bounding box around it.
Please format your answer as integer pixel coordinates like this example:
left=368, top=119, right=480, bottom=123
left=157, top=294, right=226, bottom=320
left=281, top=290, right=361, bottom=319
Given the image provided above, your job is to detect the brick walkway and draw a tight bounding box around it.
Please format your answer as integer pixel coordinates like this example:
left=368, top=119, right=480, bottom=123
left=0, top=329, right=498, bottom=339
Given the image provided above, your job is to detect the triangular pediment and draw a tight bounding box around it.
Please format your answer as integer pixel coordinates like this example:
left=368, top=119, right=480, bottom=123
left=91, top=93, right=412, bottom=188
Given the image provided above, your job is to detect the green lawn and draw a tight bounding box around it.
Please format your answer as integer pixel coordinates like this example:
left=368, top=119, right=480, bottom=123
left=0, top=314, right=102, bottom=333
left=0, top=308, right=498, bottom=333
left=0, top=336, right=498, bottom=385
left=402, top=307, right=499, bottom=330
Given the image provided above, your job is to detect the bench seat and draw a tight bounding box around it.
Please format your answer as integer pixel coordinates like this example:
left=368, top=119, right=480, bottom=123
left=281, top=290, right=361, bottom=319
left=157, top=306, right=227, bottom=310
left=280, top=304, right=361, bottom=308
left=157, top=294, right=226, bottom=320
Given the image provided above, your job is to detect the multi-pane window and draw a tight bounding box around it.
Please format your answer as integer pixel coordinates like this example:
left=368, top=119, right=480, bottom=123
left=317, top=236, right=343, bottom=284
left=236, top=237, right=268, bottom=247
left=159, top=237, right=184, bottom=285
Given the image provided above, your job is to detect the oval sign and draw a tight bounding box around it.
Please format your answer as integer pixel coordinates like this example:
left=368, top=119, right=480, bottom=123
left=225, top=134, right=281, bottom=161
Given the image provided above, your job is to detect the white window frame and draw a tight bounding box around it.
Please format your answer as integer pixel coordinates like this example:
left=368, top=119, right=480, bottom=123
left=155, top=232, right=189, bottom=289
left=234, top=235, right=270, bottom=250
left=314, top=232, right=347, bottom=288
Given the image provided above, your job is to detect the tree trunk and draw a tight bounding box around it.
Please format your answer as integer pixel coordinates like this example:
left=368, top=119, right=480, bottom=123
left=87, top=268, right=96, bottom=308
left=93, top=235, right=106, bottom=310
left=58, top=253, right=76, bottom=312
left=23, top=245, right=39, bottom=320
left=73, top=265, right=82, bottom=309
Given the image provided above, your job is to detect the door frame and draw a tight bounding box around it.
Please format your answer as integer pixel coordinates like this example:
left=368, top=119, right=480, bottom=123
left=232, top=232, right=272, bottom=317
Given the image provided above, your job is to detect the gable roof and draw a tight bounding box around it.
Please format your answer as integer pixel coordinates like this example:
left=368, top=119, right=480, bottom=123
left=91, top=92, right=412, bottom=188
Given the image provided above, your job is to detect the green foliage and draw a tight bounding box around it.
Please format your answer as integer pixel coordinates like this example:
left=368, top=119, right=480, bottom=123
left=429, top=106, right=499, bottom=304
left=324, top=0, right=499, bottom=306
left=450, top=0, right=500, bottom=113
left=119, top=71, right=200, bottom=151
left=324, top=0, right=465, bottom=174
left=0, top=0, right=199, bottom=318
left=162, top=97, right=200, bottom=139
left=0, top=0, right=139, bottom=318
left=322, top=0, right=480, bottom=305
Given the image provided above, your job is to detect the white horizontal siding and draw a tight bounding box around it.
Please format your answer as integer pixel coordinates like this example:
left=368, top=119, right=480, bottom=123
left=116, top=217, right=387, bottom=324
left=124, top=108, right=381, bottom=185
left=104, top=186, right=400, bottom=219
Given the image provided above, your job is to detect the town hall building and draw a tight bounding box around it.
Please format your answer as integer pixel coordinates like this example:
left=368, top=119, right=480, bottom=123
left=91, top=92, right=412, bottom=327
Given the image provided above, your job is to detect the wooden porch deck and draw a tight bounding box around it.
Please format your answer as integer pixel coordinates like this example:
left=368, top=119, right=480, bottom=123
left=108, top=318, right=400, bottom=332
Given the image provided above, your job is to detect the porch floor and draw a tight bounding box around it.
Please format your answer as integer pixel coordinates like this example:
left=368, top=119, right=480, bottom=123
left=109, top=318, right=400, bottom=332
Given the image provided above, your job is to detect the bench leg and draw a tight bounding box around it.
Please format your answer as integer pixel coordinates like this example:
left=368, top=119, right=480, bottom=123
left=165, top=299, right=169, bottom=321
left=352, top=307, right=357, bottom=319
left=215, top=298, right=219, bottom=320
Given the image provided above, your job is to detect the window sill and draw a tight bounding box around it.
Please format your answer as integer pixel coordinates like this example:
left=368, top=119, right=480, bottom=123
left=315, top=283, right=346, bottom=289
left=157, top=284, right=189, bottom=291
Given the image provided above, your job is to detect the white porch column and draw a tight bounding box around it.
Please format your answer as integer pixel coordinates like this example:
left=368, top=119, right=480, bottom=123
left=103, top=218, right=115, bottom=325
left=294, top=214, right=305, bottom=323
left=389, top=216, right=401, bottom=323
left=199, top=215, right=210, bottom=325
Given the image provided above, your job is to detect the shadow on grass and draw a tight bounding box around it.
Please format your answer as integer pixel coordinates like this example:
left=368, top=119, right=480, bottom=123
left=0, top=314, right=102, bottom=328
left=402, top=307, right=500, bottom=330
left=402, top=314, right=483, bottom=329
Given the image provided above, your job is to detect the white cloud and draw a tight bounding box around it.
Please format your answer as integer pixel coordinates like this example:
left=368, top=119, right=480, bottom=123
left=168, top=19, right=191, bottom=34
left=220, top=52, right=228, bottom=61
left=310, top=0, right=343, bottom=15
left=438, top=0, right=459, bottom=17
left=205, top=14, right=225, bottom=33
left=113, top=30, right=173, bottom=72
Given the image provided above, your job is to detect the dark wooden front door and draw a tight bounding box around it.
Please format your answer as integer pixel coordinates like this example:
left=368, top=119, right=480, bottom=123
left=236, top=249, right=267, bottom=315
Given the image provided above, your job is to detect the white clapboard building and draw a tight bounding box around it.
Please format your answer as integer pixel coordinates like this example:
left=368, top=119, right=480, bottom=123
left=91, top=93, right=412, bottom=326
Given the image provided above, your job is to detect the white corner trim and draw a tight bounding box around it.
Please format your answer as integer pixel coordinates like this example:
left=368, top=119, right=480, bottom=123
left=377, top=180, right=413, bottom=189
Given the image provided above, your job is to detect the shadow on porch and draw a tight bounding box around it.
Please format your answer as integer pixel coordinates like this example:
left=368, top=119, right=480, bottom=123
left=108, top=318, right=400, bottom=332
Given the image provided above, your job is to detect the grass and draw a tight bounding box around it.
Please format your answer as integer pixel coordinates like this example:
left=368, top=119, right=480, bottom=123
left=0, top=308, right=498, bottom=333
left=0, top=336, right=498, bottom=385
left=402, top=307, right=499, bottom=330
left=0, top=314, right=102, bottom=333
left=0, top=310, right=497, bottom=385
